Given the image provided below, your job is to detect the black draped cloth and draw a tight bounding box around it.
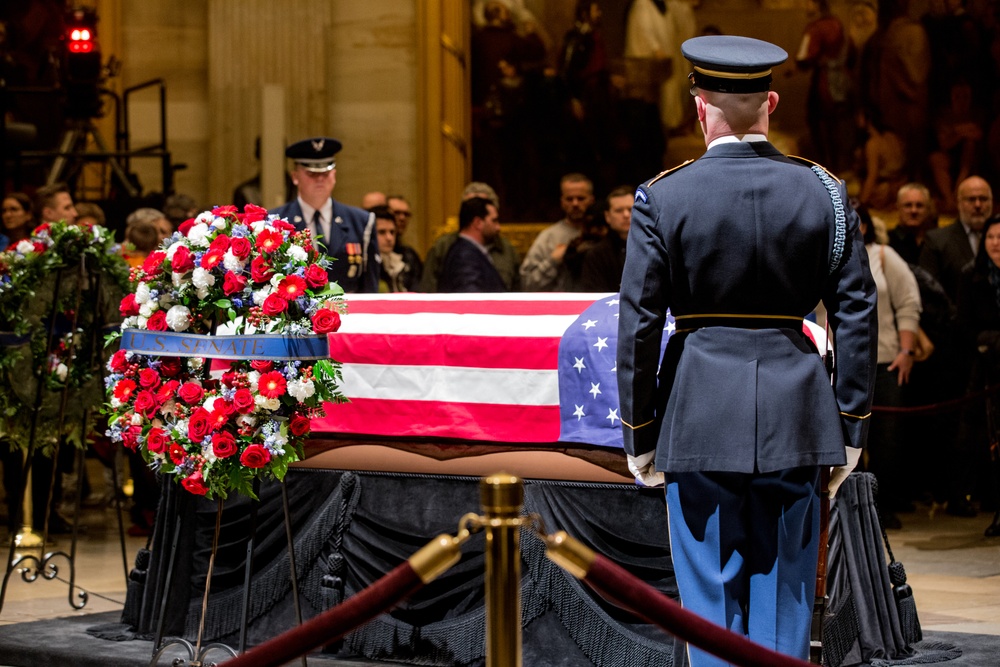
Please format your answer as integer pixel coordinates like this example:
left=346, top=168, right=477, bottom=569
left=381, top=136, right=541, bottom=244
left=91, top=469, right=955, bottom=667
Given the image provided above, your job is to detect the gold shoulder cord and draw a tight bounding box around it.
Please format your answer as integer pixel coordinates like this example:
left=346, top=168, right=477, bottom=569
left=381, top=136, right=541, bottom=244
left=788, top=154, right=839, bottom=182
left=647, top=159, right=695, bottom=187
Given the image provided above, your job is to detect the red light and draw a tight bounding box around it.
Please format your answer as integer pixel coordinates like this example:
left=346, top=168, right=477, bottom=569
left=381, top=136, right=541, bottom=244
left=69, top=28, right=92, bottom=41
left=69, top=41, right=94, bottom=53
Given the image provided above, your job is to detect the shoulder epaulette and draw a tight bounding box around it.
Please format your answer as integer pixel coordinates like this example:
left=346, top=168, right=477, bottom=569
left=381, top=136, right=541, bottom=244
left=788, top=155, right=840, bottom=183
left=647, top=159, right=695, bottom=186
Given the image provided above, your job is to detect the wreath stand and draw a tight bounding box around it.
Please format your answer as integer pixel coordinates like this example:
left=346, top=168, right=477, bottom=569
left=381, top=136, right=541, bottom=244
left=0, top=255, right=131, bottom=616
left=147, top=328, right=308, bottom=667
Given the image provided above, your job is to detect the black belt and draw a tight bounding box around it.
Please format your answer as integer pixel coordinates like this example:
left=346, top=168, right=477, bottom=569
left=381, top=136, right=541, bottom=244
left=674, top=314, right=805, bottom=331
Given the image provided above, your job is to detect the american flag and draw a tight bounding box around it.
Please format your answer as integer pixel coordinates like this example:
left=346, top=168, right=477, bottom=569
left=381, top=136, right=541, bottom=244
left=314, top=293, right=673, bottom=447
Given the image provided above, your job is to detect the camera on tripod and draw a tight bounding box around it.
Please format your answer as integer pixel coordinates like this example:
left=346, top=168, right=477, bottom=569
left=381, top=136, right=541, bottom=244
left=61, top=6, right=105, bottom=119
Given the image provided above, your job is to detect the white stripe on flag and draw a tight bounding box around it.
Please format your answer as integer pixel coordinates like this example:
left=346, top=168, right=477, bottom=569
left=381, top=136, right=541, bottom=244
left=338, top=313, right=579, bottom=337
left=340, top=363, right=558, bottom=406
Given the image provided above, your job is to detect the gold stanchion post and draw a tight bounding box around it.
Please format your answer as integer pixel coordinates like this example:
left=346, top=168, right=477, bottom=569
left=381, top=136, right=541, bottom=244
left=480, top=473, right=523, bottom=667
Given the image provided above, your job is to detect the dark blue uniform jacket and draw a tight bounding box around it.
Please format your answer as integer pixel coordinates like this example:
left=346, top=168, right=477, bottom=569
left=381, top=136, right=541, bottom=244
left=269, top=198, right=379, bottom=293
left=617, top=141, right=877, bottom=474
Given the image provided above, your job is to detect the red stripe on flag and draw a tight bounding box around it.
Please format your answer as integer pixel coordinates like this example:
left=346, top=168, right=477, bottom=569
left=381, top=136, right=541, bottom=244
left=312, top=398, right=561, bottom=443
left=327, top=333, right=559, bottom=370
left=345, top=299, right=597, bottom=316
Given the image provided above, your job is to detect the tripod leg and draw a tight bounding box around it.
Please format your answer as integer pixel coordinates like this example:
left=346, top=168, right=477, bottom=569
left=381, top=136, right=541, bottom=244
left=88, top=127, right=139, bottom=198
left=47, top=129, right=81, bottom=187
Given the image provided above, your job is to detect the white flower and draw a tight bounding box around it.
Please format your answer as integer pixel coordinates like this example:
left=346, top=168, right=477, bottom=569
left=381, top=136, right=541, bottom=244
left=287, top=378, right=316, bottom=401
left=121, top=316, right=138, bottom=329
left=135, top=282, right=151, bottom=305
left=55, top=363, right=68, bottom=381
left=110, top=396, right=122, bottom=408
left=252, top=288, right=271, bottom=305
left=187, top=223, right=211, bottom=247
left=250, top=220, right=267, bottom=234
left=166, top=305, right=192, bottom=332
left=15, top=240, right=33, bottom=254
left=202, top=444, right=217, bottom=464
left=196, top=286, right=210, bottom=300
left=172, top=272, right=186, bottom=288
left=192, top=267, right=215, bottom=289
left=203, top=396, right=218, bottom=413
left=237, top=414, right=257, bottom=429
left=211, top=216, right=227, bottom=229
left=287, top=245, right=308, bottom=262
left=269, top=274, right=285, bottom=288
left=222, top=250, right=245, bottom=273
left=255, top=395, right=281, bottom=411
left=137, top=315, right=148, bottom=328
left=130, top=413, right=143, bottom=426
left=139, top=303, right=156, bottom=318
left=248, top=370, right=261, bottom=385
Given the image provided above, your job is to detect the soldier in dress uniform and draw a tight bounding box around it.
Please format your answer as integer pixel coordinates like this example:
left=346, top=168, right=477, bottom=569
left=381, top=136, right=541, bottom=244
left=269, top=137, right=379, bottom=293
left=616, top=36, right=877, bottom=666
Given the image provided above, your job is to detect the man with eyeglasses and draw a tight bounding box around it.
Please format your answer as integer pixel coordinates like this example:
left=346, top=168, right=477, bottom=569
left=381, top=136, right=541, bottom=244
left=920, top=175, right=993, bottom=301
left=387, top=194, right=423, bottom=289
left=270, top=137, right=379, bottom=293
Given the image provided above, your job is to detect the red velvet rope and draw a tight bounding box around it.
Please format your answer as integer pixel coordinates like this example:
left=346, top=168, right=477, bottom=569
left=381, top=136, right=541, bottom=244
left=585, top=553, right=815, bottom=667
left=224, top=561, right=424, bottom=667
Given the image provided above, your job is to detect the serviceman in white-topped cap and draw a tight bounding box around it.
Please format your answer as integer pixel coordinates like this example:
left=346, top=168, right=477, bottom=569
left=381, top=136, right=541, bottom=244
left=269, top=136, right=379, bottom=293
left=617, top=35, right=877, bottom=665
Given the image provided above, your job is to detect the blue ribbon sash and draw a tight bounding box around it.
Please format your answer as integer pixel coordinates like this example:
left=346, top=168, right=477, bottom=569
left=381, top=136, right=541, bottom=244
left=119, top=329, right=330, bottom=361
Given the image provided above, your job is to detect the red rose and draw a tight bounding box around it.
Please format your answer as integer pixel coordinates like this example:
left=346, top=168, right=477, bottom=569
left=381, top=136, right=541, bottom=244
left=212, top=205, right=238, bottom=216
left=142, top=251, right=167, bottom=276
left=255, top=229, right=283, bottom=253
left=178, top=218, right=196, bottom=235
left=188, top=407, right=212, bottom=441
left=182, top=472, right=209, bottom=496
left=230, top=236, right=252, bottom=259
left=168, top=443, right=187, bottom=465
left=122, top=425, right=142, bottom=451
left=177, top=382, right=204, bottom=405
left=213, top=399, right=235, bottom=416
left=250, top=359, right=273, bottom=372
left=146, top=427, right=170, bottom=454
left=147, top=311, right=168, bottom=331
left=134, top=390, right=158, bottom=418
left=311, top=308, right=341, bottom=334
left=212, top=431, right=238, bottom=458
left=159, top=357, right=182, bottom=377
left=271, top=220, right=296, bottom=232
left=32, top=223, right=50, bottom=235
left=113, top=379, right=137, bottom=402
left=257, top=371, right=287, bottom=398
left=109, top=350, right=129, bottom=373
left=171, top=245, right=195, bottom=273
left=201, top=247, right=225, bottom=270
left=232, top=388, right=255, bottom=414
left=243, top=203, right=268, bottom=222
left=239, top=444, right=271, bottom=468
left=120, top=293, right=139, bottom=317
left=209, top=234, right=231, bottom=252
left=251, top=256, right=275, bottom=283
left=304, top=264, right=328, bottom=289
left=223, top=271, right=247, bottom=295
left=138, top=368, right=161, bottom=389
left=32, top=242, right=47, bottom=253
left=221, top=370, right=239, bottom=387
left=262, top=293, right=287, bottom=316
left=290, top=414, right=311, bottom=437
left=156, top=379, right=179, bottom=405
left=276, top=275, right=307, bottom=301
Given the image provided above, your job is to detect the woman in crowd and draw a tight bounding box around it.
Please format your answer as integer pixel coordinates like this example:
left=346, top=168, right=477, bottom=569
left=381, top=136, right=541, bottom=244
left=857, top=203, right=922, bottom=529
left=372, top=206, right=417, bottom=292
left=1, top=192, right=34, bottom=250
left=956, top=215, right=1000, bottom=537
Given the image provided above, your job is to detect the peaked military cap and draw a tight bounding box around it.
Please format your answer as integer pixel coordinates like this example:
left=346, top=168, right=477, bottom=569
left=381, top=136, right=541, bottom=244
left=682, top=35, right=788, bottom=94
left=285, top=137, right=342, bottom=172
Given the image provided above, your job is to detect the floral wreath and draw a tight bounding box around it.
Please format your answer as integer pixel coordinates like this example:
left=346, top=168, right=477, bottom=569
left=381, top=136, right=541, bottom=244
left=105, top=204, right=346, bottom=498
left=0, top=220, right=130, bottom=451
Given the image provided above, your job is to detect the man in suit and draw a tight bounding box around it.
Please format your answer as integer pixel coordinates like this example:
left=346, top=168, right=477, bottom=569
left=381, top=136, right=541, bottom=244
left=269, top=137, right=379, bottom=293
left=919, top=175, right=993, bottom=301
left=438, top=196, right=506, bottom=293
left=616, top=35, right=877, bottom=666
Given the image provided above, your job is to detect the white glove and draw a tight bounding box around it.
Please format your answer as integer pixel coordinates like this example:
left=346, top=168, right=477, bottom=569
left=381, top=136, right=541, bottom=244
left=828, top=447, right=862, bottom=499
left=627, top=451, right=665, bottom=488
